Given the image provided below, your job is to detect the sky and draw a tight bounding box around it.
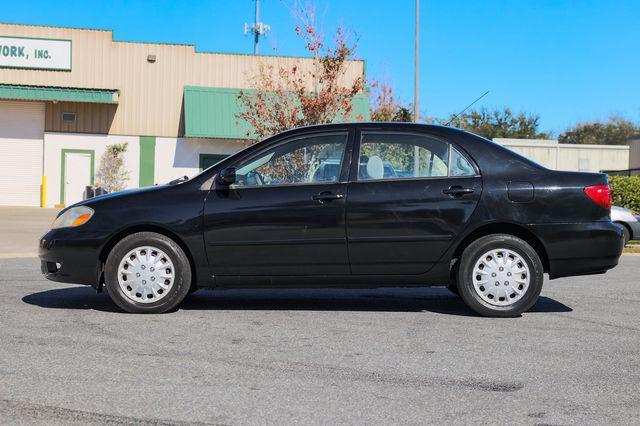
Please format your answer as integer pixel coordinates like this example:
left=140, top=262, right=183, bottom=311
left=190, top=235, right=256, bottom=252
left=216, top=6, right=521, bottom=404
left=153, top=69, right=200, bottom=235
left=2, top=0, right=639, bottom=135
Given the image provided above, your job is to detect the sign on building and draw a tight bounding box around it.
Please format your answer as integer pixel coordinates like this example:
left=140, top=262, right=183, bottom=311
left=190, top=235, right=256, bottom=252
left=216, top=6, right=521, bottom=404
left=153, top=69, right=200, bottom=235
left=0, top=36, right=71, bottom=71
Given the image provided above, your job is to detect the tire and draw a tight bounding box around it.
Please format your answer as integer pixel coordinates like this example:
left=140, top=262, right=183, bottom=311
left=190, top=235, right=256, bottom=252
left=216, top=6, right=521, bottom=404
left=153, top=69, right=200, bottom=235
left=616, top=223, right=630, bottom=246
left=456, top=234, right=544, bottom=317
left=104, top=232, right=192, bottom=314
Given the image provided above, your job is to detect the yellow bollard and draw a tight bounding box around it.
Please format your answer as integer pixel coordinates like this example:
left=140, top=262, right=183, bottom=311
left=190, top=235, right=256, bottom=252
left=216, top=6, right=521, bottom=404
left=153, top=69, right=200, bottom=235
left=40, top=176, right=47, bottom=208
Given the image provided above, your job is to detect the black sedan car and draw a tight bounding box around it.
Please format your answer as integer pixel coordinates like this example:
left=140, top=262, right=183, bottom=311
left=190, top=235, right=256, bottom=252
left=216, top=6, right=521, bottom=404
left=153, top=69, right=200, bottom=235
left=39, top=123, right=624, bottom=316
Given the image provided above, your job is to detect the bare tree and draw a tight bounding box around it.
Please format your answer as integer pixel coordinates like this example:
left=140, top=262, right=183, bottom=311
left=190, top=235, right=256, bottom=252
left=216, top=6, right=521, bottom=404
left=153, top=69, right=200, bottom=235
left=236, top=1, right=365, bottom=142
left=370, top=79, right=413, bottom=122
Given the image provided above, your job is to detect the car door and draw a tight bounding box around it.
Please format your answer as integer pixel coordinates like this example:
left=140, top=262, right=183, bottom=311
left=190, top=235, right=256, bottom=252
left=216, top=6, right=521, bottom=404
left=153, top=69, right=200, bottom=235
left=346, top=129, right=482, bottom=275
left=203, top=130, right=353, bottom=276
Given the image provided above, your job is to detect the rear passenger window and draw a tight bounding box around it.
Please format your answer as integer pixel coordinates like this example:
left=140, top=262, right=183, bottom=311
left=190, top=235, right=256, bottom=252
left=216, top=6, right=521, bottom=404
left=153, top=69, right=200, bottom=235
left=358, top=132, right=449, bottom=180
left=450, top=147, right=476, bottom=176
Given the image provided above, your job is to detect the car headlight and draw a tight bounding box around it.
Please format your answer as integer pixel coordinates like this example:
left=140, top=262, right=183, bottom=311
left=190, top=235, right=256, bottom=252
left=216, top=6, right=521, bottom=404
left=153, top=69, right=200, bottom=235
left=51, top=206, right=95, bottom=229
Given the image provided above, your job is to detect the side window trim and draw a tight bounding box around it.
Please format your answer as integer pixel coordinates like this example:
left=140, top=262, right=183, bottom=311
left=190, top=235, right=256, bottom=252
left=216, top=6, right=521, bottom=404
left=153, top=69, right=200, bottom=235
left=350, top=129, right=480, bottom=182
left=228, top=130, right=354, bottom=189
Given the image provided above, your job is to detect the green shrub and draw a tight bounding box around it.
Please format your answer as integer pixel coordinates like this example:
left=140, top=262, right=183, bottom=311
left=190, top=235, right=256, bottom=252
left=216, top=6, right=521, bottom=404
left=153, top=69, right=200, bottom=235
left=609, top=176, right=640, bottom=212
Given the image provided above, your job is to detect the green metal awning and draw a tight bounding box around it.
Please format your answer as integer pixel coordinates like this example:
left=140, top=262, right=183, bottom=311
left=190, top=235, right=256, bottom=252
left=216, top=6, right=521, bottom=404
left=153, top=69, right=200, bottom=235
left=184, top=86, right=251, bottom=139
left=183, top=86, right=370, bottom=139
left=0, top=84, right=118, bottom=104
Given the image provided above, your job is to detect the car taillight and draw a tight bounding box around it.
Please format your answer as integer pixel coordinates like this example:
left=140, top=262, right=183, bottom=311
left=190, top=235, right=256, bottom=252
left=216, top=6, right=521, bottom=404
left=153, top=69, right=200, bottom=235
left=583, top=184, right=612, bottom=210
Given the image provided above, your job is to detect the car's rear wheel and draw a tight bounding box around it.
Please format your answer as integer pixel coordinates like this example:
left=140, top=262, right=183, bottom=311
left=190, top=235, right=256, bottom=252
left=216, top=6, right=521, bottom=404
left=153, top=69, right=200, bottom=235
left=104, top=232, right=192, bottom=314
left=456, top=234, right=543, bottom=317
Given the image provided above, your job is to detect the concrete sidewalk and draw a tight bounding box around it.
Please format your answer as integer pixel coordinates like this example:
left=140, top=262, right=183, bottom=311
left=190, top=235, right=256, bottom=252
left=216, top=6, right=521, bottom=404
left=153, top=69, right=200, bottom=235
left=0, top=207, right=59, bottom=258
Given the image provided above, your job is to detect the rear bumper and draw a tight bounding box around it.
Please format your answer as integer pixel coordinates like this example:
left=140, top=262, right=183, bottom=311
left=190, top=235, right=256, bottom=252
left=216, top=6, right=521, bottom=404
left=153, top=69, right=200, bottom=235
left=530, top=221, right=624, bottom=279
left=39, top=229, right=100, bottom=287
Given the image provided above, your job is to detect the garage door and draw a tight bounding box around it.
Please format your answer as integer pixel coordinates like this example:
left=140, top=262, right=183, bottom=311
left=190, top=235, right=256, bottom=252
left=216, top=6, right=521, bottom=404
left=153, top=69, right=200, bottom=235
left=0, top=101, right=45, bottom=206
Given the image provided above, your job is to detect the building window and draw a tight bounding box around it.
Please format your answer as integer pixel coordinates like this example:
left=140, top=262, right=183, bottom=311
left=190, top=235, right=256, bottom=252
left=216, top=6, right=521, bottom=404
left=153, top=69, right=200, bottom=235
left=61, top=112, right=76, bottom=123
left=199, top=153, right=228, bottom=171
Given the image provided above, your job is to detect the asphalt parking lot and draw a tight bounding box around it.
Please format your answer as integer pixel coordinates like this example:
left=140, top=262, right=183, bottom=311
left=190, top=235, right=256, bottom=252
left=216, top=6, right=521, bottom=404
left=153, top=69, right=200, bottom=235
left=0, top=256, right=638, bottom=424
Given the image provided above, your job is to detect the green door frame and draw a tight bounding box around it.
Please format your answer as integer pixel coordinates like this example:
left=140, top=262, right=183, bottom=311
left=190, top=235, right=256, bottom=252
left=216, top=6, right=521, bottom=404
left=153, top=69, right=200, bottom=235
left=139, top=136, right=156, bottom=187
left=199, top=153, right=228, bottom=171
left=60, top=149, right=95, bottom=205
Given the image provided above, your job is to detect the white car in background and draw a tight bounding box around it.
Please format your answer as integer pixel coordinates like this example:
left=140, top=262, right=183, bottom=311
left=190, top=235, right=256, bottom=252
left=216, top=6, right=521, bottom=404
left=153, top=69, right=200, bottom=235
left=612, top=206, right=640, bottom=246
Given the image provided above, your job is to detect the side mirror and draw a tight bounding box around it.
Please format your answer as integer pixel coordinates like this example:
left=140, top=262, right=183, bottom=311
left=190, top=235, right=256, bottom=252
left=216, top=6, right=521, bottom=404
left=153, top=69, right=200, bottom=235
left=217, top=167, right=237, bottom=185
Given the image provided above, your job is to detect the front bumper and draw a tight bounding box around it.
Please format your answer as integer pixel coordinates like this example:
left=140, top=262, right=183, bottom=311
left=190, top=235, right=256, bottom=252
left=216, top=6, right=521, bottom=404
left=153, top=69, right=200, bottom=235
left=530, top=221, right=624, bottom=279
left=39, top=228, right=101, bottom=287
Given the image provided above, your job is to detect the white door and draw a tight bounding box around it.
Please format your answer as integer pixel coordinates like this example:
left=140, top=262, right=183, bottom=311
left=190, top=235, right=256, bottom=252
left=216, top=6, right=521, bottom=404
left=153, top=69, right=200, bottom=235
left=0, top=101, right=45, bottom=206
left=64, top=153, right=92, bottom=206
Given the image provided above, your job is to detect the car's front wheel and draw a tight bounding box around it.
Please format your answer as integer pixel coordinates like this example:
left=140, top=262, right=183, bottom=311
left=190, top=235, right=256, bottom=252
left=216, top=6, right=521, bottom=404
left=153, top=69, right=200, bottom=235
left=104, top=232, right=192, bottom=314
left=615, top=222, right=631, bottom=246
left=456, top=234, right=544, bottom=317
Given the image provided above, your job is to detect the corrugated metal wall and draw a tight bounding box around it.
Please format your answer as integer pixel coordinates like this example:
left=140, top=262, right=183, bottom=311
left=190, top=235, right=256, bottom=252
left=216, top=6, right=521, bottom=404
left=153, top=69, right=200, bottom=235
left=494, top=138, right=629, bottom=172
left=0, top=23, right=366, bottom=137
left=628, top=139, right=640, bottom=170
left=0, top=101, right=45, bottom=206
left=45, top=102, right=116, bottom=134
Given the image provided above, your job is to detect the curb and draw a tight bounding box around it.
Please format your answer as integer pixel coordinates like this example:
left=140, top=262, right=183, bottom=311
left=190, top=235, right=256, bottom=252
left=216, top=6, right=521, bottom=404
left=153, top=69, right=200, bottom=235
left=0, top=253, right=38, bottom=259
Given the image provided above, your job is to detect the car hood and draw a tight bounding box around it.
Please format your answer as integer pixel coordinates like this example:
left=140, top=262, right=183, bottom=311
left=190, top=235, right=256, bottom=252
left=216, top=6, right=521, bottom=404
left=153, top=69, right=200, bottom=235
left=59, top=184, right=171, bottom=215
left=611, top=205, right=638, bottom=222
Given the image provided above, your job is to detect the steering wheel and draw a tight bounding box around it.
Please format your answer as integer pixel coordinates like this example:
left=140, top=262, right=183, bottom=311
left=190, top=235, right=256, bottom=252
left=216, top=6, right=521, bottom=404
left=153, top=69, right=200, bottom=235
left=236, top=171, right=266, bottom=186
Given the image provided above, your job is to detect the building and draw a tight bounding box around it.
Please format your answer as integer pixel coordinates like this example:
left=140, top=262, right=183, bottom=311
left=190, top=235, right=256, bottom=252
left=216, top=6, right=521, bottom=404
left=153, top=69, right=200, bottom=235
left=0, top=23, right=368, bottom=207
left=493, top=138, right=630, bottom=173
left=627, top=138, right=640, bottom=173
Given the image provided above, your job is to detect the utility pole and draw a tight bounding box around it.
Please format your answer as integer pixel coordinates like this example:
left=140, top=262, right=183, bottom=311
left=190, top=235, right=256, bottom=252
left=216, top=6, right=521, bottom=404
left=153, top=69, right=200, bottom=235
left=413, top=0, right=419, bottom=122
left=244, top=0, right=271, bottom=55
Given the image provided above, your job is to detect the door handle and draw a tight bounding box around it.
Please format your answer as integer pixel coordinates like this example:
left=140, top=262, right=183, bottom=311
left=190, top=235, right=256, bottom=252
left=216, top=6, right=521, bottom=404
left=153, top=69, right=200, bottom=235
left=442, top=186, right=474, bottom=197
left=312, top=192, right=344, bottom=203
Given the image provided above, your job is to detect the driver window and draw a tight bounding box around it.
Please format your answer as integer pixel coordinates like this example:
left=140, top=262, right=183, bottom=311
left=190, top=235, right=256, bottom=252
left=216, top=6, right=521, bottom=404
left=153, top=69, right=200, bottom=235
left=233, top=133, right=348, bottom=187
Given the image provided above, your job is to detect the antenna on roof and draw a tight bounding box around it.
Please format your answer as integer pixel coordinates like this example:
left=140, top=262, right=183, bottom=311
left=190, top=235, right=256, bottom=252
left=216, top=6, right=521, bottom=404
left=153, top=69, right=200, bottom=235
left=445, top=90, right=490, bottom=126
left=244, top=0, right=271, bottom=55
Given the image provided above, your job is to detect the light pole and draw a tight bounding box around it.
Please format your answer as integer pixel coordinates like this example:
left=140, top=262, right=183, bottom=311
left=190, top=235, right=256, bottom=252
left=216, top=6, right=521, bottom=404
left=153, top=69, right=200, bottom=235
left=254, top=0, right=260, bottom=54
left=413, top=0, right=419, bottom=122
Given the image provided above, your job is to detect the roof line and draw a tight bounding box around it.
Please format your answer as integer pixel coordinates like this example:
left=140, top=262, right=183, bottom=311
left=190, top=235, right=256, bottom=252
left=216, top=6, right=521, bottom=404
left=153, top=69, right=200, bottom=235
left=0, top=21, right=111, bottom=33
left=0, top=83, right=118, bottom=92
left=0, top=21, right=365, bottom=62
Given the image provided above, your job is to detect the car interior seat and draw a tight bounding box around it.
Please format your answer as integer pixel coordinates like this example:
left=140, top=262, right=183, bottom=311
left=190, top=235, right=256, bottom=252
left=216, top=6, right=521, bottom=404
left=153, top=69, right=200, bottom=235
left=366, top=156, right=384, bottom=180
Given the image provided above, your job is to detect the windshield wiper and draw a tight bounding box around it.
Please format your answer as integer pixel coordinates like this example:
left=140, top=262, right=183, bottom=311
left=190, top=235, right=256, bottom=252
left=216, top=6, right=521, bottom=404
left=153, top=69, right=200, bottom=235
left=169, top=175, right=189, bottom=185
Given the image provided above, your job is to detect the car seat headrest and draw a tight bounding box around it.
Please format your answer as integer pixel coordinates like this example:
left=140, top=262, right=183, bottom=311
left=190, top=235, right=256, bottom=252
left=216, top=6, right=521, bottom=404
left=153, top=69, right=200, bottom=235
left=366, top=156, right=384, bottom=180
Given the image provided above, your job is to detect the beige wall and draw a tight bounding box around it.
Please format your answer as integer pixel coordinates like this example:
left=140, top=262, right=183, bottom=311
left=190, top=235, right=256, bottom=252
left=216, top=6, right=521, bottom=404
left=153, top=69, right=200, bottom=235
left=629, top=139, right=640, bottom=170
left=0, top=23, right=365, bottom=137
left=494, top=138, right=629, bottom=172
